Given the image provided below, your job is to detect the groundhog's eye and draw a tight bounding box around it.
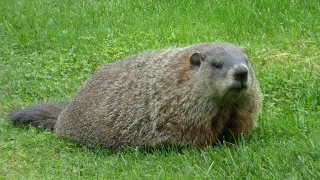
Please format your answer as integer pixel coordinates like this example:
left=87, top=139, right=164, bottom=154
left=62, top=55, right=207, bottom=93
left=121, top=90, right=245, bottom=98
left=212, top=63, right=222, bottom=69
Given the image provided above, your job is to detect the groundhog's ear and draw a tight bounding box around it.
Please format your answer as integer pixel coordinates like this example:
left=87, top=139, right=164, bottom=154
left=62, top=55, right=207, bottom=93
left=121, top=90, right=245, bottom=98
left=190, top=52, right=204, bottom=66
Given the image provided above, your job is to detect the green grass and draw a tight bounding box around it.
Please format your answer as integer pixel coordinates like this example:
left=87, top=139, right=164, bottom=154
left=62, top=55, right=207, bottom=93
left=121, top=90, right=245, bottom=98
left=1, top=0, right=319, bottom=179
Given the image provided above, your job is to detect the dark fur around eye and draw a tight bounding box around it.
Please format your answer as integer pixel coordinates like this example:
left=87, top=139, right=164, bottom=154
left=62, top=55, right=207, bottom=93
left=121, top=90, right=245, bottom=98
left=212, top=63, right=222, bottom=69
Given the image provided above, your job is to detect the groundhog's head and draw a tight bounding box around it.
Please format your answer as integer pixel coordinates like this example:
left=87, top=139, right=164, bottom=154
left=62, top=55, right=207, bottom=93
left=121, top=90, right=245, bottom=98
left=190, top=43, right=255, bottom=102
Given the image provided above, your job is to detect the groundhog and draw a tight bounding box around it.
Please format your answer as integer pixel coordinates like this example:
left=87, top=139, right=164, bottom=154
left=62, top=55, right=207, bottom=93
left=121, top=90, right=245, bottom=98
left=8, top=43, right=262, bottom=148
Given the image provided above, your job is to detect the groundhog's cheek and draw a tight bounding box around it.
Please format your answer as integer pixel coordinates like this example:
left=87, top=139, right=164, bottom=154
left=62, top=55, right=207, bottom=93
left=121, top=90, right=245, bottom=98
left=219, top=80, right=233, bottom=96
left=226, top=69, right=236, bottom=81
left=202, top=79, right=226, bottom=98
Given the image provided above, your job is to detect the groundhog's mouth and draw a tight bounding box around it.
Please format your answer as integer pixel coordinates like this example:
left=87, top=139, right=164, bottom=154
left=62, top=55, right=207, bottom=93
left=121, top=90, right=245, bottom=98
left=229, top=84, right=248, bottom=92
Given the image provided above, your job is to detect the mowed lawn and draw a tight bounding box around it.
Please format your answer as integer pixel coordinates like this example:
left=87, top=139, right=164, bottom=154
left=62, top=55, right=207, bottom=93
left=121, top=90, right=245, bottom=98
left=0, top=0, right=319, bottom=179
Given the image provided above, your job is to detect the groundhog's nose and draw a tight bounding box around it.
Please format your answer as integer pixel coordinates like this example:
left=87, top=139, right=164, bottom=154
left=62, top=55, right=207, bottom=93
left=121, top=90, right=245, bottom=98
left=234, top=65, right=248, bottom=82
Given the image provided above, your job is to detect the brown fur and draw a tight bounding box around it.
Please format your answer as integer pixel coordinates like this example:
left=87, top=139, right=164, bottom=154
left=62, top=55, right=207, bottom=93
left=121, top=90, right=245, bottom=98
left=8, top=43, right=262, bottom=149
left=177, top=54, right=193, bottom=85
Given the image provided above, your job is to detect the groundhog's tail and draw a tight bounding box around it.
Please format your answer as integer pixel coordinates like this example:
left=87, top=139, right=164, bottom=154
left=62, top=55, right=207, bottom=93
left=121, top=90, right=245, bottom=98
left=7, top=103, right=66, bottom=130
